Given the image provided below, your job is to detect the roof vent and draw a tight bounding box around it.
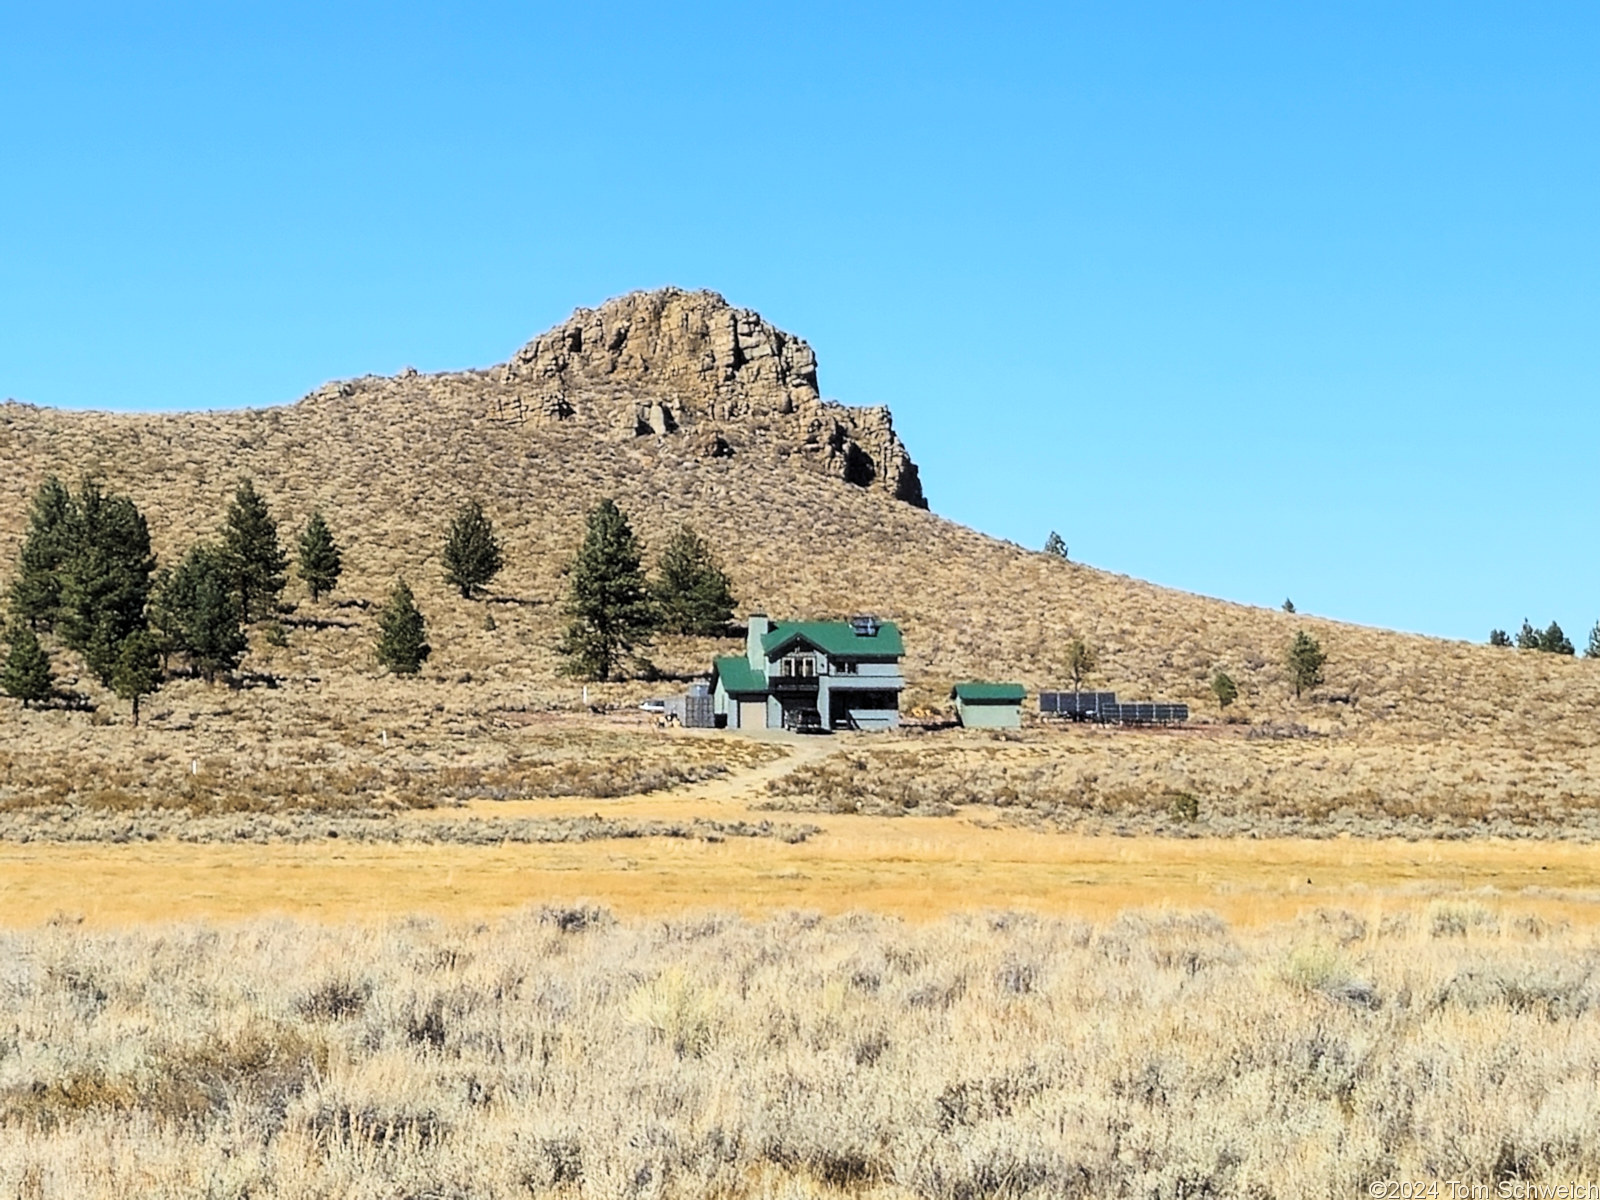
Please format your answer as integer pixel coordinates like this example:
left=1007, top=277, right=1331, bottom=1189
left=849, top=614, right=880, bottom=637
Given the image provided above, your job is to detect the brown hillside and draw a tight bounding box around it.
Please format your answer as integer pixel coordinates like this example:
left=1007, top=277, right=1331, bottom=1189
left=2, top=286, right=1598, bottom=807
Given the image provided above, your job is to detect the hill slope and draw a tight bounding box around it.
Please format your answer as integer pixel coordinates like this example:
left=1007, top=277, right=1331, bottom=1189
left=2, top=287, right=1596, bottom=744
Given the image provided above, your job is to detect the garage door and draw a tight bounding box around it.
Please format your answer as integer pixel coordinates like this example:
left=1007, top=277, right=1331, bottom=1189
left=739, top=700, right=768, bottom=731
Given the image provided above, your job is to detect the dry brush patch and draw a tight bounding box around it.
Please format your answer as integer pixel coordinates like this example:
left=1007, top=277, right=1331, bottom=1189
left=2, top=908, right=1600, bottom=1197
left=0, top=686, right=781, bottom=823
left=0, top=807, right=818, bottom=845
left=761, top=727, right=1600, bottom=840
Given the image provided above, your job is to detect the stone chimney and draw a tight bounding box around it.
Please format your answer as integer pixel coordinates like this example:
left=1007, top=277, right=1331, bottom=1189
left=746, top=614, right=769, bottom=669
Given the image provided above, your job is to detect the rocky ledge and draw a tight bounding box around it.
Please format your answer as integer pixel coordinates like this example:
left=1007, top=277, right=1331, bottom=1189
left=494, top=288, right=926, bottom=506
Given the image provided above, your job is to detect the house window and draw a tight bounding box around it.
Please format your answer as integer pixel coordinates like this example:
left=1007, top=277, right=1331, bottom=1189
left=832, top=660, right=858, bottom=675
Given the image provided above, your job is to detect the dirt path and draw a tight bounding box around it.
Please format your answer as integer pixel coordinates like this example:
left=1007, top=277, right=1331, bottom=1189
left=419, top=729, right=844, bottom=823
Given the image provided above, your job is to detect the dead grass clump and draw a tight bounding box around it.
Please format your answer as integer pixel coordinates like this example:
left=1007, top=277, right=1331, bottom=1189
left=2, top=1021, right=326, bottom=1129
left=298, top=979, right=372, bottom=1022
left=537, top=904, right=615, bottom=934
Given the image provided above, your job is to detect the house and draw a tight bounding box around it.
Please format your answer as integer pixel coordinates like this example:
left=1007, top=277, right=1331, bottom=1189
left=711, top=614, right=906, bottom=731
left=951, top=682, right=1026, bottom=729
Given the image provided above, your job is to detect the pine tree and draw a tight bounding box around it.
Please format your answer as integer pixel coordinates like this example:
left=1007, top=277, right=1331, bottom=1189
left=296, top=511, right=343, bottom=602
left=56, top=482, right=156, bottom=686
left=7, top=477, right=72, bottom=632
left=1, top=623, right=54, bottom=707
left=1287, top=630, right=1326, bottom=698
left=222, top=479, right=288, bottom=622
left=1489, top=629, right=1512, bottom=648
left=1043, top=532, right=1068, bottom=560
left=558, top=499, right=656, bottom=681
left=1283, top=598, right=1296, bottom=614
left=1516, top=619, right=1541, bottom=650
left=442, top=499, right=504, bottom=599
left=1211, top=670, right=1238, bottom=709
left=153, top=544, right=248, bottom=682
left=1586, top=622, right=1600, bottom=660
left=111, top=630, right=161, bottom=725
left=651, top=525, right=735, bottom=636
left=375, top=579, right=430, bottom=675
left=1542, top=621, right=1575, bottom=656
left=1065, top=638, right=1097, bottom=693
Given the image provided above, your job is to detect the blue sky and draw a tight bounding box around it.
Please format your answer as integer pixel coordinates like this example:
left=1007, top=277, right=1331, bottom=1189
left=2, top=2, right=1596, bottom=643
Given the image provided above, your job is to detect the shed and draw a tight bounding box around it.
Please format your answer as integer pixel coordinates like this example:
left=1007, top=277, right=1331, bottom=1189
left=951, top=682, right=1026, bottom=729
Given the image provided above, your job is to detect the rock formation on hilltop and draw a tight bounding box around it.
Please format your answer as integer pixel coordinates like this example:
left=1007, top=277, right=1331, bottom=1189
left=494, top=289, right=926, bottom=507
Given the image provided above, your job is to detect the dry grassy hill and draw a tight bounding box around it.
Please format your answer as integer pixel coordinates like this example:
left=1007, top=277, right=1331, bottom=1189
left=3, top=287, right=1599, bottom=827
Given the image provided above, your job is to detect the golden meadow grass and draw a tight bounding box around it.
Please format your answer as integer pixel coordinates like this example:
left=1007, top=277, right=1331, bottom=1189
left=4, top=906, right=1600, bottom=1198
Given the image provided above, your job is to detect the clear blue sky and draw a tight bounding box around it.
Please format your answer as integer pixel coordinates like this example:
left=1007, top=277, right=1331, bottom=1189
left=3, top=3, right=1596, bottom=643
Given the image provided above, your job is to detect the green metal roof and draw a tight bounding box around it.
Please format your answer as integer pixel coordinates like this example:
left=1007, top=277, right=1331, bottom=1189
left=761, top=620, right=904, bottom=659
left=951, top=682, right=1026, bottom=704
left=712, top=655, right=766, bottom=694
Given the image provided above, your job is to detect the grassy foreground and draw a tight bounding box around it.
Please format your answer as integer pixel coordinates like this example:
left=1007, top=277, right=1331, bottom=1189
left=3, top=906, right=1599, bottom=1198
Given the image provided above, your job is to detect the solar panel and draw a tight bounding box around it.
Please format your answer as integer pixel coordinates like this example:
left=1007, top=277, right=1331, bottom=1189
left=1172, top=704, right=1189, bottom=723
left=1040, top=692, right=1060, bottom=713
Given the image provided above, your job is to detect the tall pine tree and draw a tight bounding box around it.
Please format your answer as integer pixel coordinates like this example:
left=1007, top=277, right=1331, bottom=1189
left=56, top=481, right=156, bottom=686
left=222, top=479, right=288, bottom=622
left=153, top=543, right=248, bottom=682
left=375, top=579, right=430, bottom=675
left=1, top=623, right=54, bottom=707
left=442, top=499, right=504, bottom=599
left=296, top=511, right=343, bottom=602
left=112, top=630, right=161, bottom=725
left=1287, top=630, right=1327, bottom=697
left=558, top=499, right=656, bottom=681
left=651, top=525, right=735, bottom=636
left=7, top=477, right=72, bottom=632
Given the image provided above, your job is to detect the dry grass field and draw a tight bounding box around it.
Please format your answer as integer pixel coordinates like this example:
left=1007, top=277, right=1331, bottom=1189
left=4, top=906, right=1600, bottom=1198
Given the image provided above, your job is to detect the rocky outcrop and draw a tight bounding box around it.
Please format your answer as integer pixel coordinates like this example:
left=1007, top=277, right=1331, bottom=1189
left=499, top=289, right=926, bottom=506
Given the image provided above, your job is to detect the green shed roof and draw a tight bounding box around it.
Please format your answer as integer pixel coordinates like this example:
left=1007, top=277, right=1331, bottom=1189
left=712, top=655, right=766, bottom=695
left=951, top=682, right=1026, bottom=704
left=762, top=620, right=904, bottom=659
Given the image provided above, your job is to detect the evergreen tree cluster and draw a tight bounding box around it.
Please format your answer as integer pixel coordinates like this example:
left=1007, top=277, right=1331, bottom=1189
left=5, top=478, right=157, bottom=707
left=1490, top=619, right=1600, bottom=658
left=6, top=479, right=740, bottom=702
left=3, top=475, right=353, bottom=718
left=1508, top=619, right=1576, bottom=656
left=558, top=503, right=738, bottom=681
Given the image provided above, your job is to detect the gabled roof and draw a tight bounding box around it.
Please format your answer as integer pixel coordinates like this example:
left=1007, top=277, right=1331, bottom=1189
left=951, top=682, right=1026, bottom=703
left=761, top=620, right=904, bottom=659
left=712, top=655, right=766, bottom=694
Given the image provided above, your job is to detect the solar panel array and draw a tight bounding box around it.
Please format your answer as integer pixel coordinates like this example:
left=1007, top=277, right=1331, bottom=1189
left=1039, top=691, right=1116, bottom=716
left=1039, top=692, right=1189, bottom=726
